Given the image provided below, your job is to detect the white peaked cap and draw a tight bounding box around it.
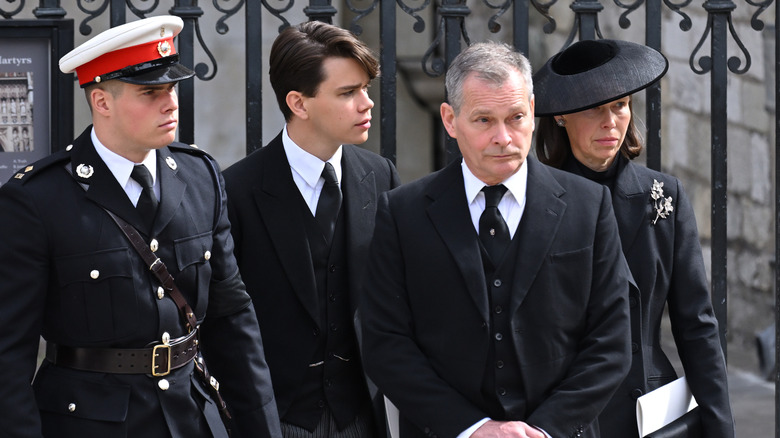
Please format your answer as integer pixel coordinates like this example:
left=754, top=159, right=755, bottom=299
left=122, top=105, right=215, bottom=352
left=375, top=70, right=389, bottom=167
left=59, top=15, right=194, bottom=87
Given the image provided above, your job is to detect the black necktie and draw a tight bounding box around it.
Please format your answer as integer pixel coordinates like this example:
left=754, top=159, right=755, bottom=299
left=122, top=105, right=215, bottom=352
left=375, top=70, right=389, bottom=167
left=130, top=164, right=159, bottom=233
left=315, top=162, right=342, bottom=244
left=479, top=184, right=510, bottom=263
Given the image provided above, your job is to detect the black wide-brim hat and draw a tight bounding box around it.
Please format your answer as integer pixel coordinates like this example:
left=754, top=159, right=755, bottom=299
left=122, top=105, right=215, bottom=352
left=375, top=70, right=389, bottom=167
left=533, top=39, right=668, bottom=117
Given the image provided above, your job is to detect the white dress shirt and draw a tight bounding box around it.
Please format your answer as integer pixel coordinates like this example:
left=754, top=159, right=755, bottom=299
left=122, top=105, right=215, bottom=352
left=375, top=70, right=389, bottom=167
left=282, top=125, right=343, bottom=215
left=91, top=127, right=159, bottom=206
left=461, top=159, right=527, bottom=239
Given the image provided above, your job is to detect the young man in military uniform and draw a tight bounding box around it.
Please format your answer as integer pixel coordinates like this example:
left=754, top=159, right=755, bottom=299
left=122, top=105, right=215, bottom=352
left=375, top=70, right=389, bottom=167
left=0, top=15, right=281, bottom=438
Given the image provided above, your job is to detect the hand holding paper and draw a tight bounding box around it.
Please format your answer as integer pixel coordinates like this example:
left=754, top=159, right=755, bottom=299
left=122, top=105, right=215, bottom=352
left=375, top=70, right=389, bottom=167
left=636, top=376, right=698, bottom=437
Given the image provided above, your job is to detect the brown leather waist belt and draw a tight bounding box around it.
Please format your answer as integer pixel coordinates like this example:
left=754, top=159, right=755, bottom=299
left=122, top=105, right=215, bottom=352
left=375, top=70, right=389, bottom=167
left=45, top=330, right=198, bottom=377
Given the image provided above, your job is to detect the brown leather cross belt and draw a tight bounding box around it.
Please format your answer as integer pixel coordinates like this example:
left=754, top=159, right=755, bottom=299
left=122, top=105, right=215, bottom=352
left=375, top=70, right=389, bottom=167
left=45, top=330, right=198, bottom=377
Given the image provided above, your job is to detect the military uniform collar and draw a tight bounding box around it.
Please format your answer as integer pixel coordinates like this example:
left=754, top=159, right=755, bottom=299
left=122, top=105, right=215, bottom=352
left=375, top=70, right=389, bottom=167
left=90, top=127, right=158, bottom=192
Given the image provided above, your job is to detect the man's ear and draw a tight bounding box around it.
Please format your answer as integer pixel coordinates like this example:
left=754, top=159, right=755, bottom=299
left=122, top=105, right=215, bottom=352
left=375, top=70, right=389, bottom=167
left=440, top=102, right=457, bottom=139
left=286, top=91, right=309, bottom=120
left=90, top=88, right=111, bottom=117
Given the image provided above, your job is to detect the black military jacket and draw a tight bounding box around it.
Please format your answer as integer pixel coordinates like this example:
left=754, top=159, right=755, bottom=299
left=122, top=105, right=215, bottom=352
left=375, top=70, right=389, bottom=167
left=0, top=127, right=281, bottom=438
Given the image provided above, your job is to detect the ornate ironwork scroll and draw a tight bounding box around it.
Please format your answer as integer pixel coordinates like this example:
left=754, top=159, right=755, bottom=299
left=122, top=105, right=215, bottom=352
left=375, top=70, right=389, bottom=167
left=261, top=0, right=292, bottom=32
left=398, top=0, right=430, bottom=34
left=530, top=0, right=558, bottom=35
left=76, top=0, right=109, bottom=35
left=213, top=0, right=244, bottom=35
left=1, top=0, right=26, bottom=19
left=690, top=2, right=750, bottom=75
left=345, top=0, right=379, bottom=36
left=483, top=0, right=512, bottom=34
left=127, top=0, right=159, bottom=18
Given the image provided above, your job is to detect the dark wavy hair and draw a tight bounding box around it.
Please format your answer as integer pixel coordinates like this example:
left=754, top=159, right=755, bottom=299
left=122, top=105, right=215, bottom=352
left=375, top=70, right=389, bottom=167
left=534, top=100, right=644, bottom=168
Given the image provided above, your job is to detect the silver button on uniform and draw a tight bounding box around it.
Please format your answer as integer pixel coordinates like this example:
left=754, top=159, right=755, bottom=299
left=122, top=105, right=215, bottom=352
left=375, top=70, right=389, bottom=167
left=90, top=270, right=99, bottom=279
left=157, top=286, right=165, bottom=300
left=150, top=239, right=159, bottom=252
left=204, top=250, right=211, bottom=261
left=68, top=403, right=76, bottom=412
left=158, top=379, right=170, bottom=391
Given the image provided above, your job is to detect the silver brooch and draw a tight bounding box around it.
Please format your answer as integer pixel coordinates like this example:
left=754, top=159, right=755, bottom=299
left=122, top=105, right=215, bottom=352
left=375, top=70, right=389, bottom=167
left=165, top=156, right=177, bottom=170
left=650, top=179, right=674, bottom=225
left=76, top=164, right=94, bottom=179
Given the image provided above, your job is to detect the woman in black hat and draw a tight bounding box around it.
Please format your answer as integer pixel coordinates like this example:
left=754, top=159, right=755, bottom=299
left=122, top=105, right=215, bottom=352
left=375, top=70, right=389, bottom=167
left=533, top=39, right=735, bottom=438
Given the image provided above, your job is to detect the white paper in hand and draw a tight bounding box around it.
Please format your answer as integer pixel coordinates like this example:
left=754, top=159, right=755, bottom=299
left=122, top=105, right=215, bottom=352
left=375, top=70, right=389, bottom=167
left=636, top=376, right=698, bottom=437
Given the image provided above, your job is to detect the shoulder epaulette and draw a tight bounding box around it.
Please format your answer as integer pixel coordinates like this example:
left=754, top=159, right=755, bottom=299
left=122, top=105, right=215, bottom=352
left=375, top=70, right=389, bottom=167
left=168, top=142, right=210, bottom=157
left=8, top=148, right=71, bottom=185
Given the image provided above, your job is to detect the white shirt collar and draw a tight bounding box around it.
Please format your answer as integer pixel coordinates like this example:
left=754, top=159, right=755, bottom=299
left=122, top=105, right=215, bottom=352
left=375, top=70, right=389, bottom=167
left=282, top=124, right=343, bottom=187
left=461, top=158, right=528, bottom=207
left=91, top=127, right=157, bottom=189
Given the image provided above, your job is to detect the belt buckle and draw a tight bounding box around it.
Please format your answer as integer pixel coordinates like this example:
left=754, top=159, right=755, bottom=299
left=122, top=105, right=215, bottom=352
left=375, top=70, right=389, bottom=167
left=149, top=257, right=162, bottom=272
left=152, top=344, right=171, bottom=376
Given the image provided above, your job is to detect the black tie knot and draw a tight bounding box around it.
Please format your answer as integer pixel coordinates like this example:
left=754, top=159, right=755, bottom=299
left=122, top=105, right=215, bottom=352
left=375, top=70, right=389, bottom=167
left=321, top=162, right=339, bottom=187
left=482, top=184, right=508, bottom=208
left=131, top=165, right=155, bottom=190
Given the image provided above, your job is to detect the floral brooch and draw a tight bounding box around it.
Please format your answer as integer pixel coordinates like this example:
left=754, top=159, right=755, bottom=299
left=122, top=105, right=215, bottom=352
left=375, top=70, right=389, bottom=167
left=650, top=179, right=674, bottom=225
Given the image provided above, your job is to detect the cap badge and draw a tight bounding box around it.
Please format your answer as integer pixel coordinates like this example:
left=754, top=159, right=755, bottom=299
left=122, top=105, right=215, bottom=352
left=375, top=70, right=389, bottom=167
left=158, top=40, right=172, bottom=57
left=76, top=164, right=94, bottom=179
left=165, top=156, right=177, bottom=170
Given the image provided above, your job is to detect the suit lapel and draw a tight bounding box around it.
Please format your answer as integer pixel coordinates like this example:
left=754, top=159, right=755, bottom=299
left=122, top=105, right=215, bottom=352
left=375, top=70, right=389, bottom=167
left=152, top=148, right=186, bottom=236
left=341, top=146, right=376, bottom=308
left=69, top=128, right=146, bottom=232
left=255, top=137, right=320, bottom=326
left=612, top=160, right=646, bottom=253
left=426, top=162, right=490, bottom=322
left=509, top=159, right=567, bottom=312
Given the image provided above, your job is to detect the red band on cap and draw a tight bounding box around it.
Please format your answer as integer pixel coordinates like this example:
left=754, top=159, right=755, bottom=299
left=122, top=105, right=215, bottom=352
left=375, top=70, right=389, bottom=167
left=75, top=37, right=177, bottom=85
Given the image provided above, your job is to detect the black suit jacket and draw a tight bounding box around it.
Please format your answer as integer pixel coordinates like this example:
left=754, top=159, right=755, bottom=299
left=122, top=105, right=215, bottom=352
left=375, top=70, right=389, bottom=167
left=361, top=157, right=632, bottom=438
left=223, top=132, right=400, bottom=423
left=597, top=158, right=735, bottom=437
left=0, top=127, right=280, bottom=438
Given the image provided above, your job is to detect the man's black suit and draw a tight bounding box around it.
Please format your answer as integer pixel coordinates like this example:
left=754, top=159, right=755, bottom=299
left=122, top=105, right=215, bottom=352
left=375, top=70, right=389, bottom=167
left=361, top=157, right=631, bottom=438
left=0, top=127, right=280, bottom=438
left=223, top=132, right=400, bottom=432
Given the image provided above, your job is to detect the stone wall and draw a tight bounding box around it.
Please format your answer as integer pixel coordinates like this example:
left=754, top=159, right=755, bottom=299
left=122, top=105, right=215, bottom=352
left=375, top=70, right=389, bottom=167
left=659, top=4, right=774, bottom=372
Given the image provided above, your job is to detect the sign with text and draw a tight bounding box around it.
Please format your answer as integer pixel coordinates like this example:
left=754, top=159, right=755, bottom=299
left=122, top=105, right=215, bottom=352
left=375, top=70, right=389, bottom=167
left=0, top=20, right=73, bottom=187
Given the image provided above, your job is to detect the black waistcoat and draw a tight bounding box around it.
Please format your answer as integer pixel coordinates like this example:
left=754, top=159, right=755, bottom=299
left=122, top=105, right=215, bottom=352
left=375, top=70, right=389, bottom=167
left=479, top=234, right=527, bottom=420
left=283, top=207, right=370, bottom=431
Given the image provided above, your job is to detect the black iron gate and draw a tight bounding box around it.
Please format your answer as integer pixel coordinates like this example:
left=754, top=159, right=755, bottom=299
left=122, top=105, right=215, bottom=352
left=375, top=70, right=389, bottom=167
left=2, top=0, right=778, bottom=434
